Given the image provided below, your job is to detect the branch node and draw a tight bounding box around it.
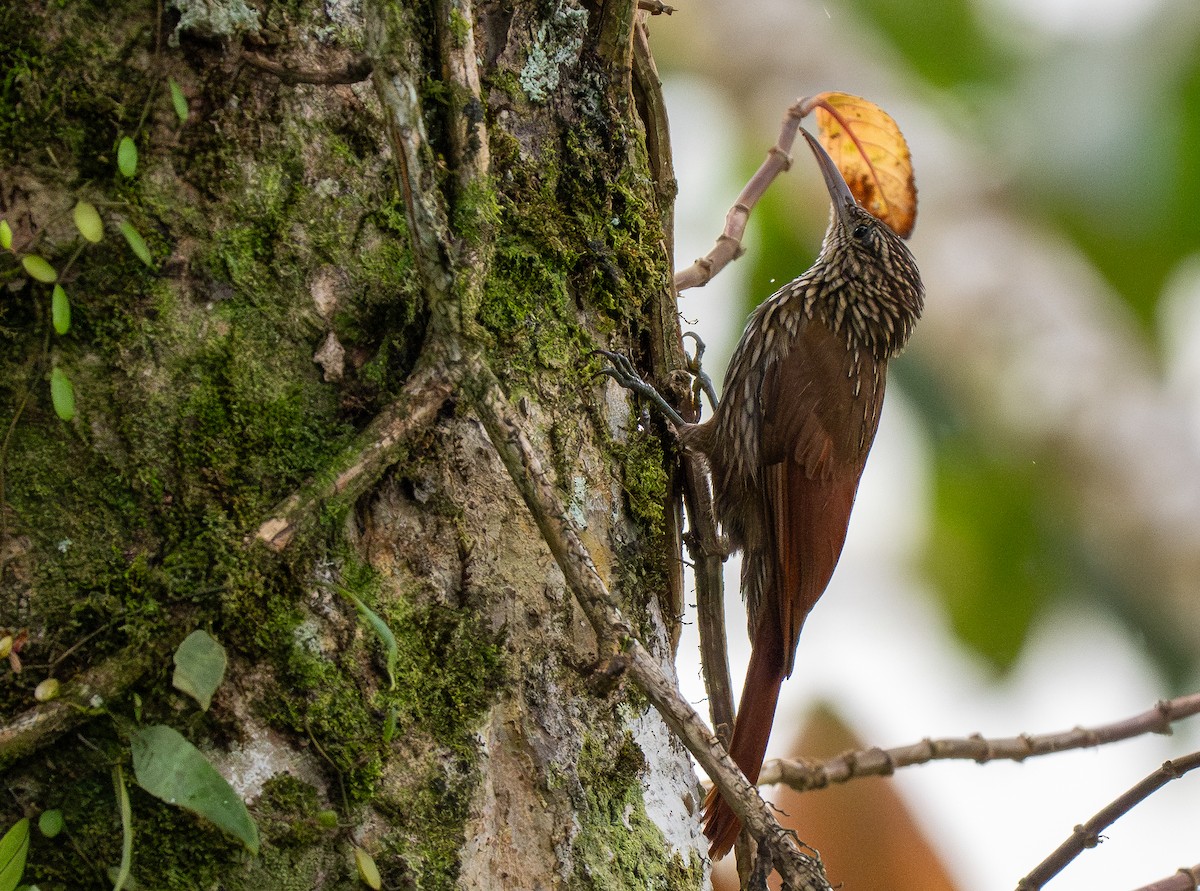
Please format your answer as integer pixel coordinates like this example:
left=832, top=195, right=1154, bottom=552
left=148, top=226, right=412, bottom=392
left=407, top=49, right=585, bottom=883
left=767, top=145, right=794, bottom=170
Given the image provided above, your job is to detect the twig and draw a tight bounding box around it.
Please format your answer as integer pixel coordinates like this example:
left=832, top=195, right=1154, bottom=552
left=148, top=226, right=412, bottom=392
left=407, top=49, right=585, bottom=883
left=436, top=0, right=490, bottom=194
left=759, top=692, right=1200, bottom=791
left=242, top=51, right=373, bottom=85
left=0, top=644, right=160, bottom=769
left=1131, top=864, right=1200, bottom=891
left=638, top=0, right=676, bottom=13
left=674, top=97, right=809, bottom=292
left=367, top=6, right=456, bottom=331
left=253, top=363, right=458, bottom=551
left=471, top=366, right=830, bottom=891
left=1016, top=751, right=1200, bottom=890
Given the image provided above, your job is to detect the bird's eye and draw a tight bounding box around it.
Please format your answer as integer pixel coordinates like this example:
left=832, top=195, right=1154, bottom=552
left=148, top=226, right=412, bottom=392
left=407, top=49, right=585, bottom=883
left=852, top=223, right=871, bottom=240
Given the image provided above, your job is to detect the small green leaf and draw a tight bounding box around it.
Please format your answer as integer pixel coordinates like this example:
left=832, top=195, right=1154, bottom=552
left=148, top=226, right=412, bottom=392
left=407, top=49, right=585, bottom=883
left=353, top=847, right=381, bottom=890
left=172, top=630, right=227, bottom=711
left=117, top=221, right=154, bottom=269
left=117, top=136, right=138, bottom=177
left=382, top=705, right=398, bottom=745
left=37, top=810, right=63, bottom=839
left=169, top=78, right=189, bottom=124
left=0, top=220, right=11, bottom=250
left=113, top=766, right=132, bottom=891
left=51, top=285, right=71, bottom=335
left=341, top=590, right=397, bottom=690
left=33, top=678, right=60, bottom=702
left=72, top=200, right=104, bottom=243
left=50, top=368, right=75, bottom=421
left=131, top=725, right=259, bottom=854
left=0, top=818, right=30, bottom=891
left=21, top=255, right=56, bottom=283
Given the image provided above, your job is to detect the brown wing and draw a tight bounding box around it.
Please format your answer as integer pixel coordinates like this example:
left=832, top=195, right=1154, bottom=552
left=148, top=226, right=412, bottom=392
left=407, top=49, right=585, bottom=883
left=760, top=320, right=884, bottom=674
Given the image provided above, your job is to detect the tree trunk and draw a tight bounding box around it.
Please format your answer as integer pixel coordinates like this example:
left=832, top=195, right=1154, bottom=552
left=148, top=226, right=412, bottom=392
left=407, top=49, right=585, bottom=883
left=0, top=1, right=707, bottom=888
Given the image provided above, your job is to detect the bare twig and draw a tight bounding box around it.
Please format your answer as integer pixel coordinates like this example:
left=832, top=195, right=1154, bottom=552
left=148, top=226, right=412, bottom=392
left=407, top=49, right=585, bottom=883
left=472, top=366, right=830, bottom=891
left=1131, top=864, right=1200, bottom=891
left=367, top=6, right=456, bottom=332
left=0, top=644, right=161, bottom=769
left=242, top=51, right=373, bottom=85
left=638, top=0, right=676, bottom=13
left=759, top=692, right=1200, bottom=792
left=436, top=0, right=490, bottom=193
left=253, top=363, right=458, bottom=551
left=674, top=98, right=810, bottom=291
left=1016, top=751, right=1200, bottom=890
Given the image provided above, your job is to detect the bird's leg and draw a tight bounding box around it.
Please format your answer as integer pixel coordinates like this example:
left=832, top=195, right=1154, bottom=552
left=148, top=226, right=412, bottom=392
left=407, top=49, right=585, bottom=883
left=594, top=350, right=689, bottom=428
left=682, top=331, right=719, bottom=414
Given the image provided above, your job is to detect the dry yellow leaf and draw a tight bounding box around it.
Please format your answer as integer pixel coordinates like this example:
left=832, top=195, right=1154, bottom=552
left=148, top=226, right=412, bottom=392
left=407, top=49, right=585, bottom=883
left=800, top=91, right=917, bottom=238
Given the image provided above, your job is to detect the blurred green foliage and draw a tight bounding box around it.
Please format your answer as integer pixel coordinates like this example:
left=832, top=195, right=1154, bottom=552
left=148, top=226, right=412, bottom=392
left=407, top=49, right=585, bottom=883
left=836, top=0, right=1200, bottom=674
left=697, top=0, right=1200, bottom=676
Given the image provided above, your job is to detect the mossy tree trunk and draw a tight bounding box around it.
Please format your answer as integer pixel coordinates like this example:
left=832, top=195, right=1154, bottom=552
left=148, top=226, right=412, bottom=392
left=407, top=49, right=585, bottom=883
left=0, top=1, right=707, bottom=888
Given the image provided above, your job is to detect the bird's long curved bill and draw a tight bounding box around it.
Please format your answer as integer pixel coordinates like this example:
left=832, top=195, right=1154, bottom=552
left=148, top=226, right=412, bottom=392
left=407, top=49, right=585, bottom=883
left=801, top=128, right=858, bottom=226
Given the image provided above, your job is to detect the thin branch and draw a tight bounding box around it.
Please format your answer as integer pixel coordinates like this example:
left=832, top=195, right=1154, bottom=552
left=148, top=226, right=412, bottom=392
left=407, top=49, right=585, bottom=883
left=367, top=4, right=456, bottom=330
left=253, top=363, right=458, bottom=551
left=674, top=97, right=810, bottom=291
left=242, top=51, right=373, bottom=85
left=1016, top=751, right=1200, bottom=891
left=637, top=0, right=676, bottom=13
left=1131, top=864, right=1200, bottom=891
left=0, top=643, right=160, bottom=770
left=471, top=366, right=830, bottom=891
left=759, top=692, right=1200, bottom=792
left=436, top=0, right=490, bottom=193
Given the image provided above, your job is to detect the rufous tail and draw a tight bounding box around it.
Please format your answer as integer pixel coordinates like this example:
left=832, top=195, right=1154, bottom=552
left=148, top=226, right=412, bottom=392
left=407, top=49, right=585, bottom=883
left=701, top=621, right=785, bottom=859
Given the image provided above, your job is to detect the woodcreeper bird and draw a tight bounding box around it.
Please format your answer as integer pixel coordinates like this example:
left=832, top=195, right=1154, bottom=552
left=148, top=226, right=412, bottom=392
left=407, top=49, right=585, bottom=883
left=602, top=128, right=923, bottom=858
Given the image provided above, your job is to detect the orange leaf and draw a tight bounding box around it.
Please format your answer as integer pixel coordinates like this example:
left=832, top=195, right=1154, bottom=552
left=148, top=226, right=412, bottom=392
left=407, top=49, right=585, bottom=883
left=800, top=92, right=917, bottom=238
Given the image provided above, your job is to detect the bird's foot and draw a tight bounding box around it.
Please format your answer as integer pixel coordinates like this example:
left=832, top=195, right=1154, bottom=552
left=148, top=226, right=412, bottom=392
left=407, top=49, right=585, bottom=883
left=682, top=332, right=719, bottom=413
left=594, top=349, right=688, bottom=428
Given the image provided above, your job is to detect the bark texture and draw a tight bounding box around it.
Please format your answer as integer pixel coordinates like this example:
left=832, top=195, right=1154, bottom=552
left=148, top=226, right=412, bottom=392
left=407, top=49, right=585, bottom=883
left=0, top=1, right=705, bottom=888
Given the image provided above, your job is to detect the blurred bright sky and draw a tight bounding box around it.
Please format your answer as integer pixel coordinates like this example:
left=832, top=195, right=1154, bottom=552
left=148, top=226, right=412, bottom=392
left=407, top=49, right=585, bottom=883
left=665, top=68, right=1200, bottom=890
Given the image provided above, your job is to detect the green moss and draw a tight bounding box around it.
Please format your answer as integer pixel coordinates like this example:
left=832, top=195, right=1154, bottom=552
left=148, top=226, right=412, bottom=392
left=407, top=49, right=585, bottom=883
left=376, top=755, right=480, bottom=891
left=447, top=8, right=471, bottom=48
left=571, top=731, right=703, bottom=890
left=255, top=774, right=328, bottom=849
left=0, top=4, right=153, bottom=169
left=255, top=603, right=385, bottom=801
left=614, top=430, right=669, bottom=535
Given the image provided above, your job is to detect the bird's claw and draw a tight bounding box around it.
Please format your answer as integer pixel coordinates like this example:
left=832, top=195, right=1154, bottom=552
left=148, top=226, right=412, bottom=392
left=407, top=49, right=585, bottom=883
left=594, top=349, right=648, bottom=392
left=593, top=349, right=687, bottom=428
left=681, top=332, right=719, bottom=412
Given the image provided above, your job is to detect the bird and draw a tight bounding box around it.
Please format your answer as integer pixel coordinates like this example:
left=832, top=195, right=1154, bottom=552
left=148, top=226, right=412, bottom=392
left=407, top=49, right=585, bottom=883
left=601, top=127, right=923, bottom=858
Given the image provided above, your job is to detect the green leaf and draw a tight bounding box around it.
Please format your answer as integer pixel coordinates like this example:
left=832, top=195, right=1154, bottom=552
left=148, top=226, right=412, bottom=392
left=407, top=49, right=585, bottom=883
left=0, top=220, right=11, bottom=250
left=36, top=810, right=63, bottom=839
left=117, top=221, right=154, bottom=269
left=172, top=630, right=227, bottom=711
left=353, top=847, right=381, bottom=890
left=50, top=368, right=75, bottom=422
left=0, top=818, right=30, bottom=891
left=73, top=200, right=104, bottom=243
left=131, top=725, right=259, bottom=854
left=51, top=285, right=71, bottom=335
left=21, top=255, right=56, bottom=283
left=117, top=136, right=138, bottom=177
left=341, top=590, right=397, bottom=690
left=112, top=766, right=132, bottom=891
left=169, top=78, right=189, bottom=124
